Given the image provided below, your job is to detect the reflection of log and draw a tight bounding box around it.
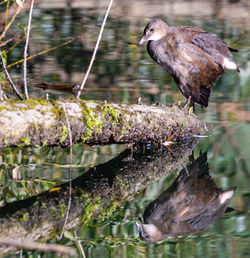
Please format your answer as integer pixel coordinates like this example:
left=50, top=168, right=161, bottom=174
left=0, top=99, right=207, bottom=147
left=0, top=139, right=198, bottom=255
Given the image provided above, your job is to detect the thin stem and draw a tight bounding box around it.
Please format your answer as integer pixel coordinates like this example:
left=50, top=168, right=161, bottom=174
left=0, top=49, right=23, bottom=99
left=0, top=83, right=8, bottom=100
left=23, top=0, right=35, bottom=99
left=5, top=0, right=10, bottom=27
left=76, top=0, right=113, bottom=99
left=74, top=230, right=86, bottom=258
left=58, top=104, right=73, bottom=240
left=0, top=3, right=23, bottom=41
left=0, top=0, right=9, bottom=7
left=0, top=37, right=14, bottom=48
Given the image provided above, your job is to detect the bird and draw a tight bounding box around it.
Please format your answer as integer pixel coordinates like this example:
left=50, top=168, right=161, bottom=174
left=139, top=18, right=239, bottom=109
left=136, top=152, right=236, bottom=242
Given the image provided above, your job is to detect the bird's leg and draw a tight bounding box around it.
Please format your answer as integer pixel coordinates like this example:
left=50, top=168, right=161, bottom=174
left=184, top=97, right=195, bottom=113
left=184, top=96, right=191, bottom=109
left=189, top=100, right=195, bottom=113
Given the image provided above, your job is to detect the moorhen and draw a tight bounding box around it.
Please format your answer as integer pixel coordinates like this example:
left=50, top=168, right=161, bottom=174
left=136, top=152, right=236, bottom=242
left=139, top=18, right=239, bottom=108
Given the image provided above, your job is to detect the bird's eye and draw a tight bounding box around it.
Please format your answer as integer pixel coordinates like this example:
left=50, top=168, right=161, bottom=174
left=150, top=28, right=154, bottom=32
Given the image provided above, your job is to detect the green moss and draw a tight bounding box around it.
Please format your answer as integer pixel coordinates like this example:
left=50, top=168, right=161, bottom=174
left=31, top=123, right=39, bottom=133
left=41, top=202, right=47, bottom=209
left=18, top=212, right=29, bottom=222
left=98, top=200, right=118, bottom=219
left=50, top=101, right=64, bottom=120
left=33, top=201, right=39, bottom=207
left=41, top=140, right=47, bottom=146
left=80, top=102, right=102, bottom=142
left=25, top=99, right=50, bottom=106
left=20, top=137, right=31, bottom=145
left=116, top=177, right=129, bottom=191
left=101, top=104, right=120, bottom=124
left=80, top=197, right=101, bottom=225
left=59, top=201, right=67, bottom=218
left=0, top=99, right=50, bottom=113
left=59, top=125, right=68, bottom=143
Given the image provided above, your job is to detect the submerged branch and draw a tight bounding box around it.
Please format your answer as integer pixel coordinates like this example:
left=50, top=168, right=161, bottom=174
left=0, top=99, right=207, bottom=147
left=0, top=239, right=76, bottom=255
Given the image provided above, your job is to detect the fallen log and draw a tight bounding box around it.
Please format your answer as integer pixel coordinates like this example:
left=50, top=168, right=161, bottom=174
left=0, top=99, right=207, bottom=147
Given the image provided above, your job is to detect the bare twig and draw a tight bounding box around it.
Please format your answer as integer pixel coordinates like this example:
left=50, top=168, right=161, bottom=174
left=0, top=2, right=23, bottom=41
left=74, top=230, right=86, bottom=258
left=76, top=0, right=114, bottom=99
left=5, top=0, right=10, bottom=27
left=0, top=83, right=8, bottom=100
left=0, top=239, right=76, bottom=255
left=0, top=49, right=23, bottom=99
left=58, top=104, right=73, bottom=240
left=23, top=0, right=35, bottom=99
left=0, top=0, right=9, bottom=7
left=5, top=36, right=25, bottom=54
left=0, top=37, right=14, bottom=47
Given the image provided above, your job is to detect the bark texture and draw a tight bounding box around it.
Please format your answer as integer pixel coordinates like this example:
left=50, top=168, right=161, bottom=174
left=0, top=99, right=207, bottom=147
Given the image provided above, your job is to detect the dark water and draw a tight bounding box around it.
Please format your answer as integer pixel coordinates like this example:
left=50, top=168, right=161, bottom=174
left=0, top=0, right=249, bottom=257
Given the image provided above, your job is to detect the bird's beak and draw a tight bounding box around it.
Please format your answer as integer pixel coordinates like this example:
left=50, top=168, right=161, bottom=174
left=136, top=222, right=143, bottom=234
left=139, top=35, right=147, bottom=45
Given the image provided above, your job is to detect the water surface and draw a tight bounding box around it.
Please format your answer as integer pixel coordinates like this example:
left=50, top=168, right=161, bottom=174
left=0, top=0, right=249, bottom=257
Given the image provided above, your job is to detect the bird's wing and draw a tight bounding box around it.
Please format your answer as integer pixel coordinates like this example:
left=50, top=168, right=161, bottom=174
left=173, top=42, right=223, bottom=107
left=176, top=26, right=205, bottom=35
left=177, top=26, right=238, bottom=69
left=191, top=32, right=234, bottom=65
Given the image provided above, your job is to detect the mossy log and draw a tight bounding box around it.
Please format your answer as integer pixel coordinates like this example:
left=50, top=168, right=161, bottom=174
left=0, top=99, right=207, bottom=147
left=0, top=140, right=198, bottom=255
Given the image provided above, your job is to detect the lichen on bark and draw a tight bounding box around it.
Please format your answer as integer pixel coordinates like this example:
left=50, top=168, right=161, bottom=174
left=0, top=99, right=207, bottom=147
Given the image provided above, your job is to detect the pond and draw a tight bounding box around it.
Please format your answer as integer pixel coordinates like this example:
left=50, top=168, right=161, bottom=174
left=0, top=0, right=249, bottom=257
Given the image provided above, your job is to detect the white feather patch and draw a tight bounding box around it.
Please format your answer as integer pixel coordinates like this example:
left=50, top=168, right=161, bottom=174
left=223, top=58, right=237, bottom=70
left=220, top=190, right=234, bottom=204
left=147, top=33, right=164, bottom=41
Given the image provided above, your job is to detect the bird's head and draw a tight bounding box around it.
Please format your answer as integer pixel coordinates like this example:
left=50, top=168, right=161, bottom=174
left=136, top=222, right=163, bottom=242
left=139, top=18, right=168, bottom=45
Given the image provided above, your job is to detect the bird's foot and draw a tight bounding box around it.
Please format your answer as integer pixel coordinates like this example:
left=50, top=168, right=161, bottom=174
left=188, top=106, right=193, bottom=114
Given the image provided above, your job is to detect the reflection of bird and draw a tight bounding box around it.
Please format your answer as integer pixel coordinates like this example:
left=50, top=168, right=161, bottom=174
left=136, top=153, right=236, bottom=242
left=139, top=19, right=239, bottom=109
